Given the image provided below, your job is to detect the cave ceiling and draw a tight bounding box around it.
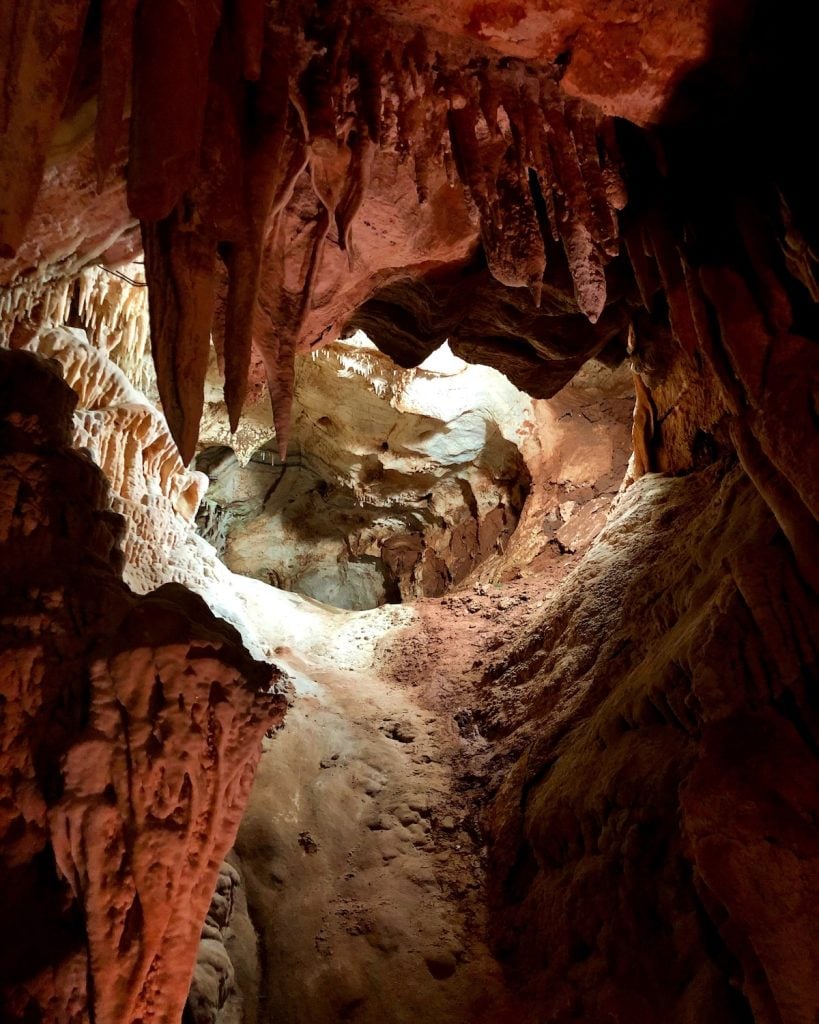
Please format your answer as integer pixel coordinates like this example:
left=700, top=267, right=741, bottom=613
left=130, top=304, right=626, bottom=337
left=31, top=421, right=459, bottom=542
left=1, top=0, right=817, bottom=569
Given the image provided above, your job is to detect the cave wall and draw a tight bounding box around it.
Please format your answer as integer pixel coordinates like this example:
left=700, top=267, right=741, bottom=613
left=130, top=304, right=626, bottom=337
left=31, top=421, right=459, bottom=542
left=0, top=348, right=287, bottom=1023
left=199, top=337, right=535, bottom=607
left=478, top=457, right=819, bottom=1022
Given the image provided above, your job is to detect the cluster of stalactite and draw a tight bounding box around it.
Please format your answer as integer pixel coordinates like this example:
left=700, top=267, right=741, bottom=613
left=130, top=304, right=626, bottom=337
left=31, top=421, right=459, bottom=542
left=0, top=264, right=154, bottom=390
left=0, top=0, right=627, bottom=464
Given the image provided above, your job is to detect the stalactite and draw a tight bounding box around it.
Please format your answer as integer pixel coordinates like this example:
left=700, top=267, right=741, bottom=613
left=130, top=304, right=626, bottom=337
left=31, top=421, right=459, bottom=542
left=540, top=88, right=609, bottom=321
left=142, top=209, right=218, bottom=465
left=645, top=213, right=700, bottom=355
left=561, top=220, right=607, bottom=323
left=0, top=0, right=91, bottom=257
left=541, top=87, right=596, bottom=239
left=2, top=3, right=632, bottom=463
left=195, top=25, right=247, bottom=245
left=240, top=128, right=307, bottom=446
left=95, top=0, right=138, bottom=189
left=447, top=97, right=491, bottom=220
left=624, top=225, right=660, bottom=311
left=478, top=67, right=501, bottom=139
left=410, top=92, right=448, bottom=205
left=127, top=0, right=222, bottom=221
left=224, top=30, right=307, bottom=430
left=484, top=144, right=547, bottom=295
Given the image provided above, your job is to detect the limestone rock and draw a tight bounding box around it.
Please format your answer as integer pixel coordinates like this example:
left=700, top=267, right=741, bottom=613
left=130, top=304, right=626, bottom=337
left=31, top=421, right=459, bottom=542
left=0, top=348, right=286, bottom=1024
left=482, top=462, right=819, bottom=1023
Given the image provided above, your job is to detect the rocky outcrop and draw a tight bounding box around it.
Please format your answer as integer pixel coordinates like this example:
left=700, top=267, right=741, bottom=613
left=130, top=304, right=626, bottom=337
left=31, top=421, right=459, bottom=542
left=0, top=348, right=287, bottom=1023
left=13, top=322, right=206, bottom=594
left=479, top=460, right=819, bottom=1023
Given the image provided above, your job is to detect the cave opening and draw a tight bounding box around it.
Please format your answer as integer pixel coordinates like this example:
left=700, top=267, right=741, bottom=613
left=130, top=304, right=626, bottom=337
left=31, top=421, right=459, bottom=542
left=193, top=333, right=542, bottom=610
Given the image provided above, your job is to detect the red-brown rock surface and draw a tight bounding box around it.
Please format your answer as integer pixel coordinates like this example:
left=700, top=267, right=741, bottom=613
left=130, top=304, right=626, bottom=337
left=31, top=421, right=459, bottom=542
left=1, top=0, right=634, bottom=463
left=0, top=349, right=286, bottom=1023
left=477, top=461, right=819, bottom=1023
left=1, top=3, right=818, bottom=1023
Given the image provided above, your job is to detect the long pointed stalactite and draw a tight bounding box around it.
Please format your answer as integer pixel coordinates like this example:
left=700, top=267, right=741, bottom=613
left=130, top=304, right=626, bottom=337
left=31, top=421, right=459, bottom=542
left=0, top=1, right=627, bottom=463
left=1, top=0, right=817, bottom=592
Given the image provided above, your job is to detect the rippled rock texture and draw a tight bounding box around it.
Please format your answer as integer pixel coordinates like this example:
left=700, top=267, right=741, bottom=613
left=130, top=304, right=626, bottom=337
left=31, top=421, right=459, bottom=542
left=0, top=349, right=286, bottom=1024
left=480, top=462, right=819, bottom=1023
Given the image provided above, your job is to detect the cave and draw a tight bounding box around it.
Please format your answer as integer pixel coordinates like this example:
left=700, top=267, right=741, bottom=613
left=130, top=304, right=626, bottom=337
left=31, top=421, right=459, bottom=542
left=194, top=332, right=540, bottom=610
left=1, top=3, right=818, bottom=1024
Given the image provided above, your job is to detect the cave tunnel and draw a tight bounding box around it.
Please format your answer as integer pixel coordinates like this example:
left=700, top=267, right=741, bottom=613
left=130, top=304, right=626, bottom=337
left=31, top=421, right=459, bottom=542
left=1, top=2, right=818, bottom=1023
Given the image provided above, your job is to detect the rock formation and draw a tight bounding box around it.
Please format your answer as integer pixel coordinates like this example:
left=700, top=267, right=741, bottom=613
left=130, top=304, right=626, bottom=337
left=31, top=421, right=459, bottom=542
left=195, top=334, right=633, bottom=608
left=0, top=1, right=818, bottom=1023
left=0, top=349, right=286, bottom=1023
left=197, top=336, right=533, bottom=607
left=478, top=462, right=819, bottom=1022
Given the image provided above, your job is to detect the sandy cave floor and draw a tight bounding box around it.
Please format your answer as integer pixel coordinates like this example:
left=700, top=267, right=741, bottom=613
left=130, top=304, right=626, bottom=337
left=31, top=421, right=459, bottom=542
left=223, top=554, right=579, bottom=1024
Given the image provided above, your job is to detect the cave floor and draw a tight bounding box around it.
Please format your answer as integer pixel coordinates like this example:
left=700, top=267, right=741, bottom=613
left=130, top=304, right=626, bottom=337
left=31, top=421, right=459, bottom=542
left=226, top=558, right=577, bottom=1024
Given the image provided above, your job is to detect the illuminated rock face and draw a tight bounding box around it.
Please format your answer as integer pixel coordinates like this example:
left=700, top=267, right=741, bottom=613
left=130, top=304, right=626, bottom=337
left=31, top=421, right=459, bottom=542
left=0, top=349, right=286, bottom=1024
left=200, top=337, right=533, bottom=608
left=197, top=336, right=634, bottom=609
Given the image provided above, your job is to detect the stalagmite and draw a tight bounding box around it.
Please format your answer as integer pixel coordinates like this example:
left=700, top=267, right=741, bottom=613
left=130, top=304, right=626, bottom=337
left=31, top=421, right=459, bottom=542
left=223, top=38, right=307, bottom=432
left=335, top=131, right=376, bottom=259
left=236, top=0, right=265, bottom=81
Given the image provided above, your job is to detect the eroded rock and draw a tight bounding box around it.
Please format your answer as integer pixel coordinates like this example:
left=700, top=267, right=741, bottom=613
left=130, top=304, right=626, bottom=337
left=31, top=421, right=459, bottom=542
left=481, top=462, right=819, bottom=1022
left=0, top=349, right=286, bottom=1024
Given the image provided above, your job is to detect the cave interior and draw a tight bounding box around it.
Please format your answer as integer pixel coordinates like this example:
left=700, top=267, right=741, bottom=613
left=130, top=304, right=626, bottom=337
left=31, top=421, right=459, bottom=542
left=1, top=2, right=818, bottom=1023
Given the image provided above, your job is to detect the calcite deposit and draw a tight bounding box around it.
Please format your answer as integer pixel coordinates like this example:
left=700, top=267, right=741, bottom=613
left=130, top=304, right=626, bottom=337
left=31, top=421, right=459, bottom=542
left=0, top=349, right=286, bottom=1023
left=1, top=1, right=818, bottom=1023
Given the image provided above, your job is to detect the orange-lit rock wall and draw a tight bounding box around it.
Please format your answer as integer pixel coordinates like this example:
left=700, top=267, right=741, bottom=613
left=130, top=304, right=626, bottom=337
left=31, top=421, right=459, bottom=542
left=0, top=348, right=286, bottom=1023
